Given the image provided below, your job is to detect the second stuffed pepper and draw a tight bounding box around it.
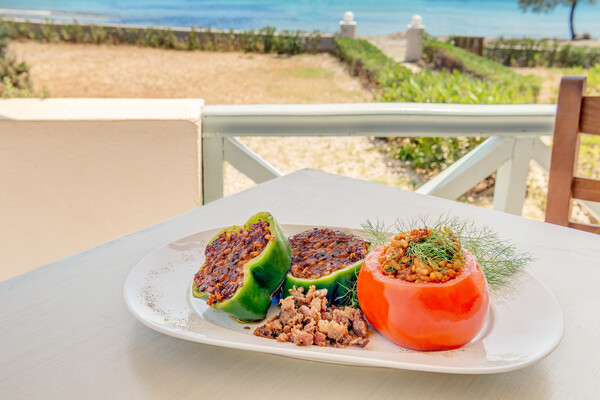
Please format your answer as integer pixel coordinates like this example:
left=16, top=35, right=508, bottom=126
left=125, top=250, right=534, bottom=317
left=282, top=228, right=370, bottom=305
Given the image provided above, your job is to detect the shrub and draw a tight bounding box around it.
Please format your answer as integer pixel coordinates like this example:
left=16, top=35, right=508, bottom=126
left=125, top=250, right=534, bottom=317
left=336, top=37, right=540, bottom=174
left=382, top=136, right=484, bottom=174
left=259, top=27, right=276, bottom=53
left=0, top=21, right=9, bottom=51
left=187, top=26, right=199, bottom=50
left=0, top=20, right=35, bottom=97
left=4, top=19, right=323, bottom=56
left=59, top=21, right=84, bottom=43
left=238, top=30, right=259, bottom=53
left=274, top=30, right=305, bottom=55
left=483, top=38, right=600, bottom=68
left=143, top=27, right=178, bottom=48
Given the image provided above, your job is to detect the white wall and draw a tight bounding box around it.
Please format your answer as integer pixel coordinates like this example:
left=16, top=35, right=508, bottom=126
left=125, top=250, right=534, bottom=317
left=0, top=99, right=204, bottom=280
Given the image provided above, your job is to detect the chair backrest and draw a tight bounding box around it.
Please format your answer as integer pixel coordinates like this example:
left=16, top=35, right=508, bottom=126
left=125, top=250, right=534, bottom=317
left=546, top=76, right=600, bottom=234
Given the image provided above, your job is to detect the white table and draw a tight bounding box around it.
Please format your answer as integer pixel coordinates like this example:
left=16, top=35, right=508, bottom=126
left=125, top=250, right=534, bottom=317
left=2, top=169, right=600, bottom=399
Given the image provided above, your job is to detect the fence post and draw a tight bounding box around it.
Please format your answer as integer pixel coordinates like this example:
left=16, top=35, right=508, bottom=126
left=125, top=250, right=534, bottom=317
left=405, top=15, right=425, bottom=62
left=493, top=136, right=536, bottom=215
left=455, top=36, right=484, bottom=56
left=202, top=133, right=224, bottom=203
left=339, top=11, right=357, bottom=38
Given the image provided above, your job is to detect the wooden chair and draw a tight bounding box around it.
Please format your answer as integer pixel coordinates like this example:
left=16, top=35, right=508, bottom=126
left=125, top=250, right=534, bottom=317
left=546, top=76, right=600, bottom=234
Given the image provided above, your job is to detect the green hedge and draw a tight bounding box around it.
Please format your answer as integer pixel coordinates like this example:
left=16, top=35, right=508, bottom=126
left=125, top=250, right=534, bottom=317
left=336, top=37, right=540, bottom=173
left=4, top=19, right=321, bottom=55
left=337, top=37, right=539, bottom=105
left=483, top=38, right=600, bottom=68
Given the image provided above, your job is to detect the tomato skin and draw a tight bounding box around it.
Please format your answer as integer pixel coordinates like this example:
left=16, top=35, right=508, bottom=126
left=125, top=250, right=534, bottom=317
left=357, top=246, right=489, bottom=351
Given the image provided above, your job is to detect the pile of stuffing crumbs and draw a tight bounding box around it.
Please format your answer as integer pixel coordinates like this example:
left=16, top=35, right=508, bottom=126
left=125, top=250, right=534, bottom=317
left=254, top=285, right=369, bottom=348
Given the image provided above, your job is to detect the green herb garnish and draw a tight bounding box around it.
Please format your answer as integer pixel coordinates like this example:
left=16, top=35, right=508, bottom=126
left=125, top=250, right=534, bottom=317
left=335, top=267, right=361, bottom=309
left=402, top=227, right=462, bottom=267
left=360, top=217, right=392, bottom=248
left=362, top=214, right=534, bottom=291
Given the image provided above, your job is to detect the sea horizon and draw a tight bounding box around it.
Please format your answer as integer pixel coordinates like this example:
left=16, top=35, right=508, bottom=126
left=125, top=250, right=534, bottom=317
left=1, top=1, right=600, bottom=39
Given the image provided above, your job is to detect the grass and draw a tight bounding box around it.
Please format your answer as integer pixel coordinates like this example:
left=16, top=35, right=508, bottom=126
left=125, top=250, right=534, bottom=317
left=283, top=68, right=334, bottom=79
left=422, top=39, right=540, bottom=102
left=427, top=40, right=524, bottom=79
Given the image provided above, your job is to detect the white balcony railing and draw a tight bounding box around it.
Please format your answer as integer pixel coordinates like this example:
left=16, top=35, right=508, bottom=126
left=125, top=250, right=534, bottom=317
left=202, top=102, right=600, bottom=218
left=2, top=99, right=598, bottom=278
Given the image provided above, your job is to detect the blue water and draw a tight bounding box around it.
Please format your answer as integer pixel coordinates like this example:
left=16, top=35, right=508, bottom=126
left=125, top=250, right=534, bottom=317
left=1, top=0, right=599, bottom=39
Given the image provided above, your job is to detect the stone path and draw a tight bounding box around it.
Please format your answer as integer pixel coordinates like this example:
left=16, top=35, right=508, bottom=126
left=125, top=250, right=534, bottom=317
left=360, top=31, right=422, bottom=72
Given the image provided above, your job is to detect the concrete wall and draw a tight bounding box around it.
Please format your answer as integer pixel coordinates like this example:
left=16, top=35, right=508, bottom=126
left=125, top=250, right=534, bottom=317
left=0, top=99, right=203, bottom=280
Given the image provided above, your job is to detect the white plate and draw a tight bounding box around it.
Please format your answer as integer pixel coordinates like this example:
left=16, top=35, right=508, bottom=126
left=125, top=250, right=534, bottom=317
left=124, top=224, right=564, bottom=374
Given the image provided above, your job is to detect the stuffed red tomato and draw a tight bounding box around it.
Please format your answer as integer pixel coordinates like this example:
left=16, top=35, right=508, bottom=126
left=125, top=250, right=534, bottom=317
left=357, top=228, right=489, bottom=351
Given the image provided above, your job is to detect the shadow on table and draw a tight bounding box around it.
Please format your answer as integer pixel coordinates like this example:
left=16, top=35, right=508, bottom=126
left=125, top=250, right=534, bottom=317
left=125, top=326, right=554, bottom=398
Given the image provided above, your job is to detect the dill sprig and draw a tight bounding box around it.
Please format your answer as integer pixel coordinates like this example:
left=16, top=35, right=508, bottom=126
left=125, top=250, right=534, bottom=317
left=459, top=225, right=533, bottom=290
left=363, top=214, right=534, bottom=291
left=335, top=267, right=361, bottom=309
left=360, top=218, right=393, bottom=248
left=403, top=228, right=462, bottom=267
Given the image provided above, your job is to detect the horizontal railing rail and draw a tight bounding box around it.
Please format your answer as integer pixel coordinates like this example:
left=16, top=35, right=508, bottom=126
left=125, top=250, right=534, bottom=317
left=201, top=102, right=599, bottom=219
left=203, top=103, right=556, bottom=137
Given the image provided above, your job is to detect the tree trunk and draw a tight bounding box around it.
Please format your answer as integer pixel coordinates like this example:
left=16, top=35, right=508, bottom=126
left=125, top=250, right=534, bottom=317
left=569, top=1, right=578, bottom=40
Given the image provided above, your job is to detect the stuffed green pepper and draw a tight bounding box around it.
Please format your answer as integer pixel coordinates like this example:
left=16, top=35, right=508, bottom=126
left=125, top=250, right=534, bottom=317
left=283, top=228, right=370, bottom=305
left=192, top=212, right=292, bottom=321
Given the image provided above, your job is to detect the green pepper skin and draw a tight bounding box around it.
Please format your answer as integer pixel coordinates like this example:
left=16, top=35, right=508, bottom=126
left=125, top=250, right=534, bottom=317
left=192, top=212, right=292, bottom=322
left=282, top=258, right=365, bottom=306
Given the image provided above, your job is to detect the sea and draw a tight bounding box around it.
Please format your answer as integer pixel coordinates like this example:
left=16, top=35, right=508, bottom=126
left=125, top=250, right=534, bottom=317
left=1, top=0, right=599, bottom=39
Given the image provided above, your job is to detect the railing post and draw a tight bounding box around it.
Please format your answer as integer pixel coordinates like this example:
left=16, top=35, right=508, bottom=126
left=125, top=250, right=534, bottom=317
left=405, top=15, right=425, bottom=62
left=339, top=12, right=357, bottom=38
left=493, top=136, right=536, bottom=215
left=202, top=133, right=224, bottom=203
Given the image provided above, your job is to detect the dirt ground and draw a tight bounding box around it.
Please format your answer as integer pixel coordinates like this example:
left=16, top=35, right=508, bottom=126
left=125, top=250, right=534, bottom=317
left=8, top=41, right=371, bottom=104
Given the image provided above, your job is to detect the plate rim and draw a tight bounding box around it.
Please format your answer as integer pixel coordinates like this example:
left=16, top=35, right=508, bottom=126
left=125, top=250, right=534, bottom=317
left=123, top=224, right=565, bottom=374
